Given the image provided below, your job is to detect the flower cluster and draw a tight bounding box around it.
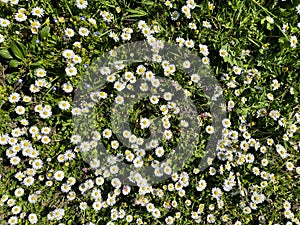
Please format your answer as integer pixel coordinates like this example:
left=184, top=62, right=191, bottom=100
left=0, top=0, right=299, bottom=225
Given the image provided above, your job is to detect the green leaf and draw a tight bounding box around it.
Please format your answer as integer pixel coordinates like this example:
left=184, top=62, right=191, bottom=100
left=236, top=107, right=250, bottom=116
left=40, top=26, right=51, bottom=39
left=16, top=41, right=28, bottom=58
left=10, top=41, right=25, bottom=61
left=9, top=59, right=21, bottom=67
left=266, top=23, right=272, bottom=30
left=125, top=8, right=148, bottom=18
left=0, top=49, right=13, bottom=59
left=31, top=59, right=43, bottom=67
left=31, top=35, right=38, bottom=47
left=278, top=37, right=285, bottom=44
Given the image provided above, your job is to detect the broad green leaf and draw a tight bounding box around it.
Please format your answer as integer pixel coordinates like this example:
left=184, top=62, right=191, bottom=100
left=0, top=49, right=13, bottom=59
left=125, top=8, right=148, bottom=18
left=16, top=41, right=28, bottom=58
left=40, top=26, right=51, bottom=39
left=31, top=59, right=43, bottom=67
left=31, top=35, right=38, bottom=48
left=9, top=59, right=21, bottom=67
left=10, top=41, right=25, bottom=61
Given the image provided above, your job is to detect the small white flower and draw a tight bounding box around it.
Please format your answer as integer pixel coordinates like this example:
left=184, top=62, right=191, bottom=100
left=286, top=161, right=294, bottom=171
left=28, top=213, right=38, bottom=224
left=203, top=21, right=212, bottom=28
left=140, top=118, right=151, bottom=129
left=219, top=49, right=228, bottom=57
left=163, top=130, right=173, bottom=140
left=76, top=0, right=88, bottom=9
left=41, top=135, right=51, bottom=144
left=79, top=202, right=88, bottom=210
left=267, top=93, right=274, bottom=101
left=121, top=32, right=131, bottom=41
left=150, top=95, right=159, bottom=104
left=191, top=74, right=200, bottom=83
left=233, top=66, right=242, bottom=75
left=102, top=128, right=112, bottom=139
left=14, top=188, right=24, bottom=197
left=115, top=95, right=124, bottom=104
left=222, top=119, right=231, bottom=128
left=31, top=7, right=44, bottom=17
left=23, top=176, right=35, bottom=186
left=9, top=93, right=20, bottom=103
left=92, top=201, right=102, bottom=211
left=155, top=147, right=164, bottom=157
left=11, top=206, right=21, bottom=215
left=39, top=108, right=52, bottom=119
left=271, top=79, right=280, bottom=90
left=88, top=18, right=96, bottom=25
left=35, top=68, right=46, bottom=77
left=290, top=35, right=297, bottom=48
left=14, top=12, right=27, bottom=22
left=10, top=0, right=19, bottom=4
left=78, top=27, right=89, bottom=36
left=15, top=106, right=25, bottom=115
left=54, top=170, right=65, bottom=181
left=65, top=28, right=75, bottom=37
left=202, top=57, right=210, bottom=64
left=0, top=18, right=10, bottom=27
left=10, top=156, right=20, bottom=165
left=206, top=125, right=214, bottom=134
left=62, top=83, right=73, bottom=93
left=62, top=49, right=75, bottom=59
left=266, top=16, right=274, bottom=24
left=8, top=216, right=18, bottom=225
left=72, top=55, right=82, bottom=64
left=58, top=101, right=70, bottom=110
left=182, top=60, right=190, bottom=69
left=185, top=39, right=194, bottom=48
left=65, top=66, right=77, bottom=76
left=73, top=41, right=81, bottom=48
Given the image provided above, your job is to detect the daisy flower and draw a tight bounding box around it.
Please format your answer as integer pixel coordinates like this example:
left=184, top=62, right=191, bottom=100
left=65, top=28, right=75, bottom=37
left=10, top=0, right=19, bottom=4
left=65, top=66, right=77, bottom=76
left=62, top=83, right=73, bottom=93
left=155, top=147, right=164, bottom=157
left=54, top=170, right=64, bottom=181
left=185, top=39, right=194, bottom=48
left=78, top=27, right=89, bottom=36
left=206, top=125, right=215, bottom=134
left=9, top=93, right=20, bottom=103
left=290, top=35, right=297, bottom=48
left=8, top=216, right=18, bottom=225
left=0, top=18, right=10, bottom=27
left=191, top=74, right=200, bottom=83
left=62, top=49, right=75, bottom=59
left=76, top=0, right=88, bottom=9
left=31, top=7, right=44, bottom=17
left=72, top=55, right=82, bottom=64
left=58, top=101, right=71, bottom=110
left=219, top=49, right=228, bottom=57
left=15, top=106, right=25, bottom=115
left=203, top=21, right=212, bottom=28
left=14, top=12, right=27, bottom=22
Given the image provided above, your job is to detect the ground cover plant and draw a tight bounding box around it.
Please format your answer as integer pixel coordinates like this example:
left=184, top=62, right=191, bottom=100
left=0, top=0, right=300, bottom=224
